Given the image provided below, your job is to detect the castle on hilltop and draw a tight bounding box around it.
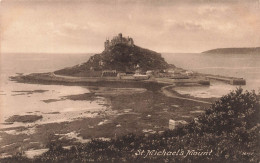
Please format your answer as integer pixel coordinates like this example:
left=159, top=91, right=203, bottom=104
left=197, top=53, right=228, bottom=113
left=104, top=33, right=134, bottom=50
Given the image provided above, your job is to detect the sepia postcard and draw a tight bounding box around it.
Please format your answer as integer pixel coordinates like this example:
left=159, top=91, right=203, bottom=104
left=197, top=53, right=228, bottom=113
left=0, top=0, right=259, bottom=162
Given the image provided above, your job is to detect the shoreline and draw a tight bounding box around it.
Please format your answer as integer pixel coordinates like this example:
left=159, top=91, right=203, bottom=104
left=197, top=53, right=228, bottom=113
left=9, top=71, right=244, bottom=103
left=9, top=71, right=220, bottom=105
left=10, top=69, right=246, bottom=86
left=0, top=72, right=218, bottom=158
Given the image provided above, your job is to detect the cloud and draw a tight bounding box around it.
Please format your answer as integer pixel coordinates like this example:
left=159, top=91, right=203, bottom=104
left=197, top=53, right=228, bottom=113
left=197, top=6, right=230, bottom=15
left=171, top=21, right=204, bottom=31
left=1, top=0, right=259, bottom=53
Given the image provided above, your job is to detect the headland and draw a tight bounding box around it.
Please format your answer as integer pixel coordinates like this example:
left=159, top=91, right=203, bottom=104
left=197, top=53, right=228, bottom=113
left=202, top=47, right=260, bottom=54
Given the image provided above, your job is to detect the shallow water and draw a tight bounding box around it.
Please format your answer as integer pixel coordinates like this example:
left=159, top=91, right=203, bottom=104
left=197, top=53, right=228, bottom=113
left=174, top=81, right=237, bottom=98
left=0, top=53, right=105, bottom=127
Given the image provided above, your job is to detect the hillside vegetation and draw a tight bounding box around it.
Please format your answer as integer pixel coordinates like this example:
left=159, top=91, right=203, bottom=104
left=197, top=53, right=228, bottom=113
left=55, top=44, right=169, bottom=76
left=202, top=47, right=260, bottom=54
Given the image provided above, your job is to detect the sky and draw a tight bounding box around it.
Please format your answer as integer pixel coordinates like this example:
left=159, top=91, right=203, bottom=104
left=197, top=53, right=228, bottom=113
left=0, top=0, right=260, bottom=53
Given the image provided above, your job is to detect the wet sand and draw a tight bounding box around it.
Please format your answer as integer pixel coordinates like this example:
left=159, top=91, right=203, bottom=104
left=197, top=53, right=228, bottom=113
left=0, top=79, right=216, bottom=158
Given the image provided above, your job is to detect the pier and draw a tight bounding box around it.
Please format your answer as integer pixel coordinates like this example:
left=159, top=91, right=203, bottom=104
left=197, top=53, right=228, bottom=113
left=206, top=75, right=246, bottom=85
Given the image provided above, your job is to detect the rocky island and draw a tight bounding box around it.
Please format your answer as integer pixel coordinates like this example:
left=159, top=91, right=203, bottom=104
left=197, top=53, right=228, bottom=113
left=55, top=33, right=170, bottom=78
left=11, top=33, right=246, bottom=87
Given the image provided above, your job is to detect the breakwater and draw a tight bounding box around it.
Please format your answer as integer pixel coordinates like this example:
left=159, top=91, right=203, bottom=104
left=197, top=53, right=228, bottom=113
left=206, top=75, right=246, bottom=85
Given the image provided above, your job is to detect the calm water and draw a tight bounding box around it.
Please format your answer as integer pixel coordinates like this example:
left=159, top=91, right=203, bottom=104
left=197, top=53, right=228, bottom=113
left=0, top=52, right=259, bottom=125
left=163, top=53, right=260, bottom=98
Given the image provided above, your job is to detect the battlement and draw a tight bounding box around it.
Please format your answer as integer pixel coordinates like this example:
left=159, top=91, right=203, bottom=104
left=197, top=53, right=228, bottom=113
left=104, top=33, right=134, bottom=50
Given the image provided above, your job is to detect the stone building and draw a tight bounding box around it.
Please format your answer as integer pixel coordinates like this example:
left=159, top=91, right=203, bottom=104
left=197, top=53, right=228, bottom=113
left=104, top=33, right=134, bottom=50
left=101, top=70, right=117, bottom=77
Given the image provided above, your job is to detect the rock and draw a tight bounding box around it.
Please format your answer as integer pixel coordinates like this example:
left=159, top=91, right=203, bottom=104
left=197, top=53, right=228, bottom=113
left=5, top=115, right=43, bottom=123
left=169, top=119, right=188, bottom=130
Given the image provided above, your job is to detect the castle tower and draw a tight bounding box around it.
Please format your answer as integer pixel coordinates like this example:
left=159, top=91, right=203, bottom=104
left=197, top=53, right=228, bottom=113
left=104, top=39, right=110, bottom=50
left=104, top=33, right=134, bottom=51
left=118, top=33, right=122, bottom=42
left=128, top=38, right=134, bottom=46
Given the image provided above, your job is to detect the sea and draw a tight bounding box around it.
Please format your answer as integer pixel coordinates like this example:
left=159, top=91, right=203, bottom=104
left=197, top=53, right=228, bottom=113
left=163, top=53, right=260, bottom=98
left=0, top=52, right=260, bottom=125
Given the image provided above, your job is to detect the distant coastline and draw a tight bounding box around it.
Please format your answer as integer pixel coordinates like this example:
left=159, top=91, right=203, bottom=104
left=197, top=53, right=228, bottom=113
left=202, top=47, right=260, bottom=54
